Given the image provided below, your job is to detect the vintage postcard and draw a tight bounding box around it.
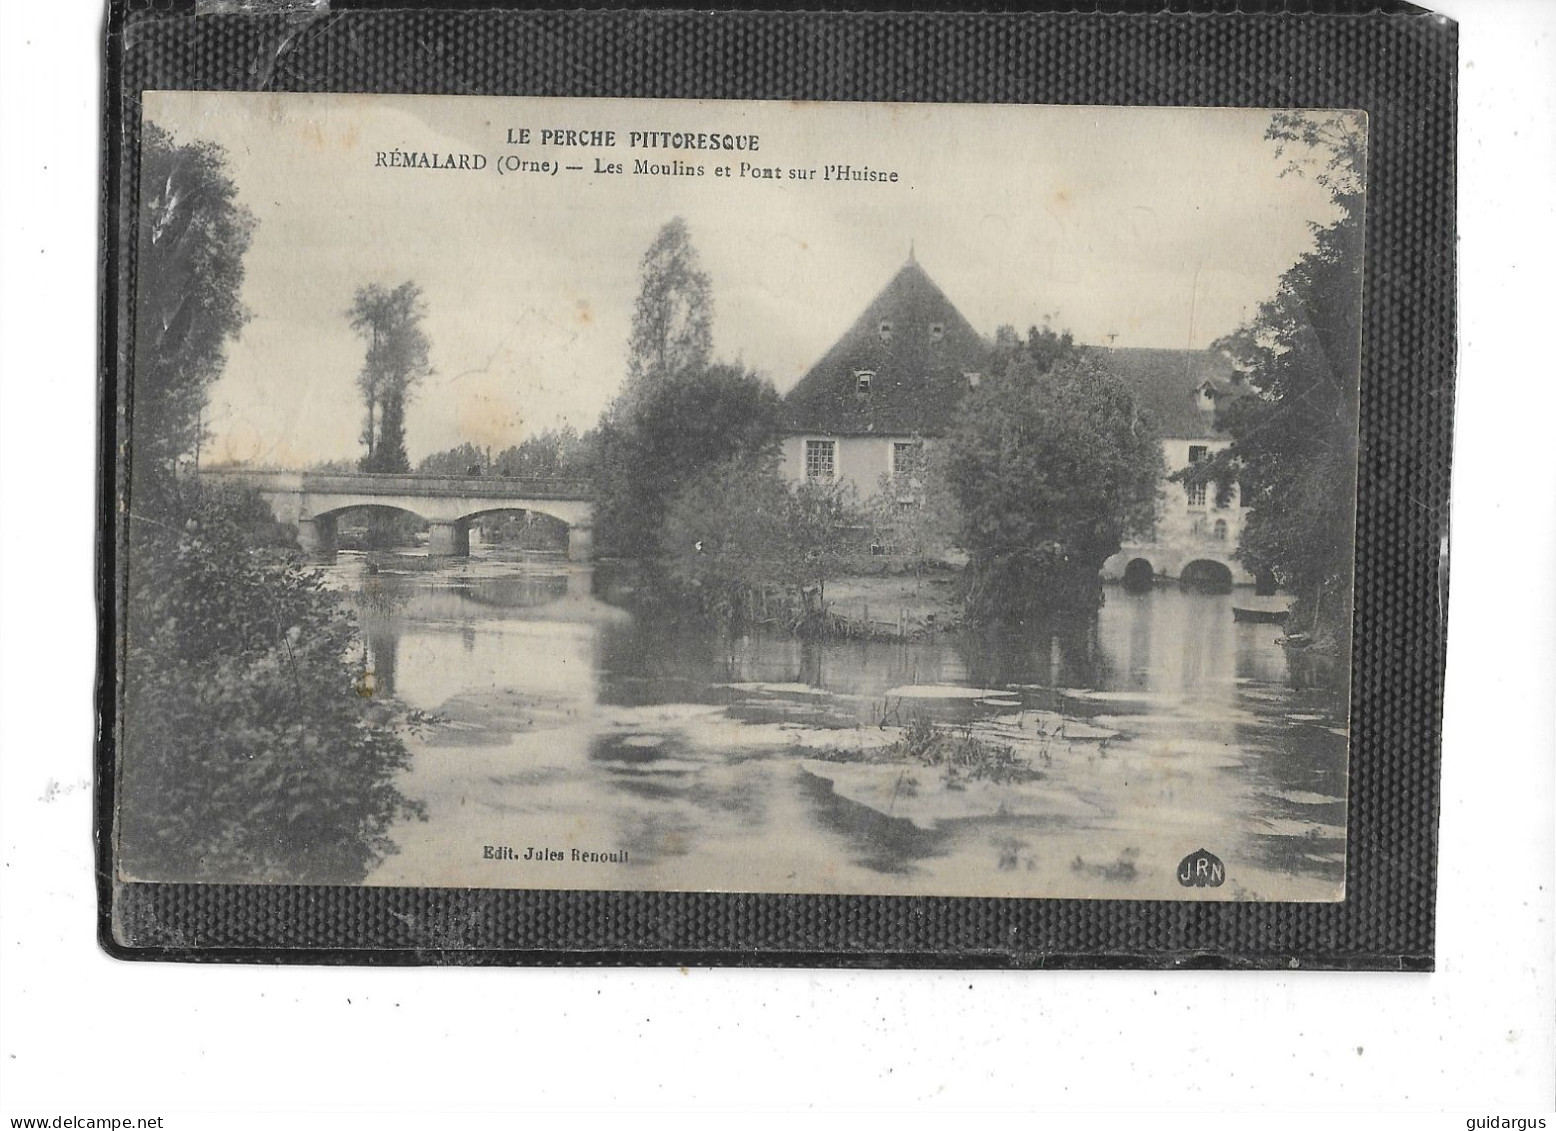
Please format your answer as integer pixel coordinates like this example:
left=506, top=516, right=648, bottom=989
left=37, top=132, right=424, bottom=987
left=116, top=91, right=1362, bottom=902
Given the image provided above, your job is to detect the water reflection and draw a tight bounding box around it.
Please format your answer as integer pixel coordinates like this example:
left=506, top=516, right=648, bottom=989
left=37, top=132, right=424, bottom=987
left=334, top=552, right=1348, bottom=900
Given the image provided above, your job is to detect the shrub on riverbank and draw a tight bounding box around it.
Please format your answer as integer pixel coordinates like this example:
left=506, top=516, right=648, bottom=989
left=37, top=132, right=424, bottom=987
left=592, top=362, right=784, bottom=561
left=120, top=484, right=425, bottom=883
left=656, top=456, right=872, bottom=631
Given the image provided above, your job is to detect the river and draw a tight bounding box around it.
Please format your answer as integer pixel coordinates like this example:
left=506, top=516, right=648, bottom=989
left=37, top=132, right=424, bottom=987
left=334, top=550, right=1348, bottom=901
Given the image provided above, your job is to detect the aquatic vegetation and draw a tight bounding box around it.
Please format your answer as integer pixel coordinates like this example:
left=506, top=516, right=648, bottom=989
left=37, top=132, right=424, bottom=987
left=887, top=716, right=1039, bottom=785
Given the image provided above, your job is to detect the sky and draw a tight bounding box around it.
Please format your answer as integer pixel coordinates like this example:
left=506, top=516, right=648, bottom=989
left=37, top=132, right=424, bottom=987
left=141, top=92, right=1356, bottom=468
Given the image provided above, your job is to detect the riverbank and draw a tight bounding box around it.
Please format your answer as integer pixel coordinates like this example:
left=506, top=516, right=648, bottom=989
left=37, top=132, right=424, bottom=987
left=817, top=564, right=964, bottom=638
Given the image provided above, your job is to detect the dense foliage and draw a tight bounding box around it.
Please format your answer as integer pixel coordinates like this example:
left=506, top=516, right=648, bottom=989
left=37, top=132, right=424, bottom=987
left=593, top=362, right=783, bottom=560
left=785, top=477, right=865, bottom=607
left=492, top=425, right=597, bottom=479
left=121, top=124, right=423, bottom=882
left=416, top=441, right=490, bottom=477
left=122, top=485, right=423, bottom=883
left=589, top=219, right=784, bottom=562
left=947, top=348, right=1162, bottom=621
left=1183, top=111, right=1365, bottom=649
left=132, top=123, right=254, bottom=501
left=659, top=457, right=867, bottom=626
left=865, top=437, right=962, bottom=584
left=350, top=281, right=431, bottom=473
left=659, top=455, right=792, bottom=623
left=415, top=430, right=598, bottom=479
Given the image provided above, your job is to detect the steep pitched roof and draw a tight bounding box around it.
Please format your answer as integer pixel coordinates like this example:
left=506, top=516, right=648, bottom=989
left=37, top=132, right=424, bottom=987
left=782, top=257, right=989, bottom=437
left=1089, top=347, right=1243, bottom=440
left=783, top=259, right=1247, bottom=441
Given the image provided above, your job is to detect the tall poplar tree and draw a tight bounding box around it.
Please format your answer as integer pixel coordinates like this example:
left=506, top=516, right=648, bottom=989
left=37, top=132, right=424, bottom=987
left=623, top=218, right=713, bottom=400
left=349, top=281, right=431, bottom=472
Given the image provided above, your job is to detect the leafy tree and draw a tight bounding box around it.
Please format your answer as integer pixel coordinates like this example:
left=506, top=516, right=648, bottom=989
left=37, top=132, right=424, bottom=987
left=593, top=362, right=783, bottom=560
left=1183, top=110, right=1365, bottom=649
left=121, top=488, right=424, bottom=883
left=785, top=477, right=864, bottom=609
left=349, top=281, right=431, bottom=473
left=1263, top=108, right=1366, bottom=199
left=990, top=324, right=1024, bottom=365
left=622, top=218, right=713, bottom=404
left=416, top=441, right=489, bottom=476
left=131, top=123, right=254, bottom=509
left=947, top=348, right=1162, bottom=621
left=987, top=324, right=1076, bottom=388
left=660, top=458, right=868, bottom=627
left=493, top=425, right=596, bottom=478
left=1023, top=324, right=1077, bottom=374
left=659, top=455, right=792, bottom=624
left=866, top=437, right=962, bottom=588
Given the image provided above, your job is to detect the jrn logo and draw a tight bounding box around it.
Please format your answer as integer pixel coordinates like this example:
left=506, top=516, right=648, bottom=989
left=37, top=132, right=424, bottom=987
left=1177, top=848, right=1226, bottom=887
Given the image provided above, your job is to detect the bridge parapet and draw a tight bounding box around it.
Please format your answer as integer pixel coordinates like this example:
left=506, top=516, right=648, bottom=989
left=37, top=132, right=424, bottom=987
left=199, top=467, right=597, bottom=560
left=202, top=467, right=595, bottom=501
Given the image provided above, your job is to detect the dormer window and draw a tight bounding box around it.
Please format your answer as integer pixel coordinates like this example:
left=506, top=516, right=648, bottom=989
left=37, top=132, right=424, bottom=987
left=855, top=370, right=874, bottom=396
left=929, top=323, right=945, bottom=342
left=878, top=320, right=893, bottom=344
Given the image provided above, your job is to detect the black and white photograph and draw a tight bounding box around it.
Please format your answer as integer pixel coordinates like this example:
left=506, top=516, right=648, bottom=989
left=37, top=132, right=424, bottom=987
left=115, top=92, right=1363, bottom=903
left=11, top=0, right=1556, bottom=1124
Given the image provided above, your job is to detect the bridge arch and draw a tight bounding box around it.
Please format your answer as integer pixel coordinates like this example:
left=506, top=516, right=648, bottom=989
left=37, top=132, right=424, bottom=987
left=456, top=503, right=576, bottom=526
left=458, top=506, right=579, bottom=556
left=1121, top=557, right=1155, bottom=593
left=310, top=503, right=435, bottom=555
left=1180, top=559, right=1234, bottom=594
left=312, top=501, right=430, bottom=524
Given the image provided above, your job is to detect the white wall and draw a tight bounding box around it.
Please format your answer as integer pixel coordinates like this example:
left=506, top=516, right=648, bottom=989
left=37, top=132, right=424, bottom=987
left=781, top=433, right=907, bottom=500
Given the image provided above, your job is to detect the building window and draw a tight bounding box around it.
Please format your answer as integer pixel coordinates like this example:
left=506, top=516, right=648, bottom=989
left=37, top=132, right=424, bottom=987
left=929, top=323, right=945, bottom=342
left=892, top=441, right=920, bottom=479
left=1213, top=519, right=1228, bottom=542
left=1188, top=445, right=1209, bottom=465
left=855, top=370, right=873, bottom=396
left=878, top=320, right=894, bottom=343
left=1186, top=481, right=1207, bottom=507
left=805, top=439, right=836, bottom=480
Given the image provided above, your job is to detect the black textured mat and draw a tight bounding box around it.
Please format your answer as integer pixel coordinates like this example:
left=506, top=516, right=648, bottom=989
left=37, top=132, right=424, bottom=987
left=98, top=3, right=1455, bottom=968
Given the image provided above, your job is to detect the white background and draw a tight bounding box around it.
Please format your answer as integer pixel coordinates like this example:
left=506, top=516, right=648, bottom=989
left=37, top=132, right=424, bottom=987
left=1, top=0, right=1552, bottom=1122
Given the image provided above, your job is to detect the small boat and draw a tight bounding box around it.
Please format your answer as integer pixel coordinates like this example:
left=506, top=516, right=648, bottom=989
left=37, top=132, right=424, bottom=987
left=1233, top=604, right=1290, bottom=624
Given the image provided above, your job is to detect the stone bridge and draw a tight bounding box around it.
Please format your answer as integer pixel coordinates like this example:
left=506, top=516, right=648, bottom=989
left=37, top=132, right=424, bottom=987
left=1101, top=541, right=1258, bottom=592
left=202, top=468, right=596, bottom=560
